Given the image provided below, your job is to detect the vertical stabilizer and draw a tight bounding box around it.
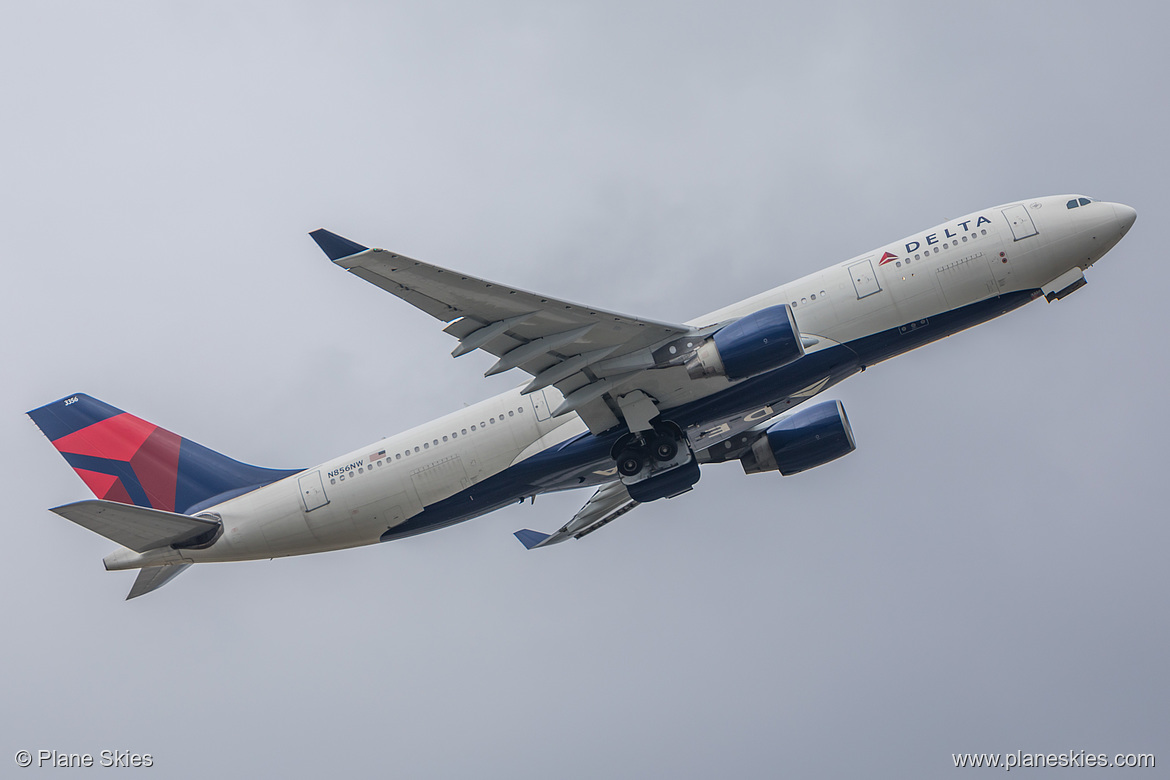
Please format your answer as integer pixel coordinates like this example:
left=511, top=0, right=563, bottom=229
left=28, top=394, right=301, bottom=515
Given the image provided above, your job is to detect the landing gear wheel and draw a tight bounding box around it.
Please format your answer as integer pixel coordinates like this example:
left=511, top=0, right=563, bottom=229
left=617, top=449, right=647, bottom=477
left=653, top=438, right=678, bottom=462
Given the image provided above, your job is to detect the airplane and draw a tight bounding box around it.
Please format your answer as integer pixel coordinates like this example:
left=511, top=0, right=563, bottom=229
left=28, top=194, right=1136, bottom=599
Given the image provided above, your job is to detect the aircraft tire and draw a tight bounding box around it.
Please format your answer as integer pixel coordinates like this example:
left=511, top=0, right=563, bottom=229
left=653, top=438, right=678, bottom=462
left=617, top=449, right=647, bottom=477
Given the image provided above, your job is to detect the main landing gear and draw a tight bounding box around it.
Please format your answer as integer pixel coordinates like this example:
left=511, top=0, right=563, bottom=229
left=611, top=422, right=700, bottom=502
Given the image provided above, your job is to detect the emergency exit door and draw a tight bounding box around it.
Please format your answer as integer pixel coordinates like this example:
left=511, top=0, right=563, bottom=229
left=529, top=387, right=552, bottom=421
left=848, top=258, right=882, bottom=299
left=299, top=471, right=329, bottom=512
left=1002, top=205, right=1038, bottom=241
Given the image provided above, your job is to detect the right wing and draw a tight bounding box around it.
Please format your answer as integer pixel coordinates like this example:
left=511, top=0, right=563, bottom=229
left=514, top=480, right=639, bottom=548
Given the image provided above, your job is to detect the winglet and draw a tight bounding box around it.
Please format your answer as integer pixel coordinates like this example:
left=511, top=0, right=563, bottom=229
left=513, top=529, right=551, bottom=550
left=309, top=229, right=369, bottom=261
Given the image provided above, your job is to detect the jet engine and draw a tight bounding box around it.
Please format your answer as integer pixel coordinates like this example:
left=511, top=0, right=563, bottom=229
left=686, top=304, right=805, bottom=380
left=740, top=400, right=856, bottom=476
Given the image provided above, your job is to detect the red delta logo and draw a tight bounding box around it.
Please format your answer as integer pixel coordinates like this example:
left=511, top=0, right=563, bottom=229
left=878, top=251, right=898, bottom=265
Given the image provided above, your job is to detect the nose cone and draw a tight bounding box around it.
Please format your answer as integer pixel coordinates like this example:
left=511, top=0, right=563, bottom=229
left=1114, top=203, right=1137, bottom=236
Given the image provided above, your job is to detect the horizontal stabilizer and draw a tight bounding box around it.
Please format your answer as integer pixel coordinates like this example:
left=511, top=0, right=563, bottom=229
left=309, top=229, right=369, bottom=261
left=50, top=500, right=219, bottom=553
left=513, top=529, right=551, bottom=550
left=127, top=564, right=191, bottom=600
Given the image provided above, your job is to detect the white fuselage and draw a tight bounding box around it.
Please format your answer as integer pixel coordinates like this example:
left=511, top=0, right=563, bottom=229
left=104, top=194, right=1135, bottom=570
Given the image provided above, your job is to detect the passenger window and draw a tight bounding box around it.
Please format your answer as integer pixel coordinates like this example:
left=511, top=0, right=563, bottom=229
left=508, top=410, right=514, bottom=417
left=490, top=418, right=495, bottom=425
left=433, top=439, right=438, bottom=446
left=414, top=446, right=419, bottom=453
left=330, top=478, right=336, bottom=485
left=462, top=428, right=468, bottom=434
left=424, top=442, right=429, bottom=449
left=396, top=453, right=401, bottom=460
left=443, top=435, right=448, bottom=442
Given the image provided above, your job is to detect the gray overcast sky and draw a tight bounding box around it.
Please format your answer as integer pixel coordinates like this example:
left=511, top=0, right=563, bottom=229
left=3, top=2, right=1167, bottom=777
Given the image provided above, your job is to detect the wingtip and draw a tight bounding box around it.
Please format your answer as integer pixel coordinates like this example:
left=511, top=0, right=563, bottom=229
left=514, top=529, right=551, bottom=550
left=309, top=229, right=369, bottom=261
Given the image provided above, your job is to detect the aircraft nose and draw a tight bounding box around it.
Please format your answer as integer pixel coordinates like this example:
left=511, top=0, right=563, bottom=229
left=1114, top=203, right=1137, bottom=235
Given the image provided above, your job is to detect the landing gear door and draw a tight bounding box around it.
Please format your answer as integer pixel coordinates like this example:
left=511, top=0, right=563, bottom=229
left=299, top=471, right=329, bottom=512
left=847, top=257, right=882, bottom=299
left=1002, top=205, right=1038, bottom=241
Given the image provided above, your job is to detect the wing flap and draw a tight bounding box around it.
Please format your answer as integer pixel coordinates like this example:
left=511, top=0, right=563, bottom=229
left=50, top=500, right=219, bottom=554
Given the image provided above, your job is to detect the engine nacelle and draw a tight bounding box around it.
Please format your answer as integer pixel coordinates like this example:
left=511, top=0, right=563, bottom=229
left=686, top=304, right=804, bottom=380
left=740, top=400, right=856, bottom=476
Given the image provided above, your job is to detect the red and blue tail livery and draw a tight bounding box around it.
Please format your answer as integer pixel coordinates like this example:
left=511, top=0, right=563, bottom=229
left=27, top=394, right=300, bottom=516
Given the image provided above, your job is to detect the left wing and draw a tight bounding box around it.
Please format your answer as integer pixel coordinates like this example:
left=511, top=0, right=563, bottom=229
left=514, top=480, right=639, bottom=548
left=311, top=230, right=698, bottom=433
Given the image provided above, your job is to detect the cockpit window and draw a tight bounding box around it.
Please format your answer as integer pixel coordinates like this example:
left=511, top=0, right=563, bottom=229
left=1067, top=197, right=1095, bottom=209
left=1066, top=199, right=1079, bottom=209
left=1078, top=197, right=1092, bottom=206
